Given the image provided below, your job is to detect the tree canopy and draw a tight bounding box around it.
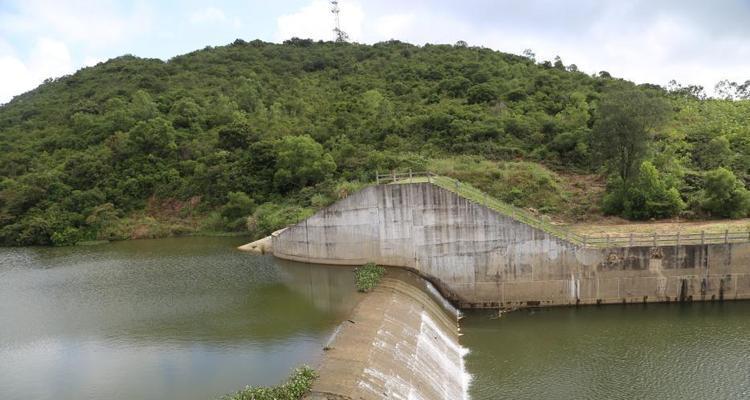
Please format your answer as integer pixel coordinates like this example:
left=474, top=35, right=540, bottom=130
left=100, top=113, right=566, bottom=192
left=1, top=39, right=749, bottom=245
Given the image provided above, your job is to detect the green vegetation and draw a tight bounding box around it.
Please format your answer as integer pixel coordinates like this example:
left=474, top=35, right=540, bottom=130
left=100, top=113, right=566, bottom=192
left=701, top=167, right=750, bottom=218
left=354, top=262, right=386, bottom=292
left=602, top=161, right=685, bottom=220
left=1, top=38, right=749, bottom=245
left=219, top=366, right=316, bottom=400
left=429, top=157, right=568, bottom=214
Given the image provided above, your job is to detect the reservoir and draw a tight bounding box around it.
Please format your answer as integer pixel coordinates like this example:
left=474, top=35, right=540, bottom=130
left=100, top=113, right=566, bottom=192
left=2, top=236, right=749, bottom=399
left=0, top=237, right=358, bottom=400
left=462, top=303, right=750, bottom=400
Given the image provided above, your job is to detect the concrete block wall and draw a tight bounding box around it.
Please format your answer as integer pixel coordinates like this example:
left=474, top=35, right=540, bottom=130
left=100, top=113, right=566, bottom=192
left=272, top=183, right=750, bottom=308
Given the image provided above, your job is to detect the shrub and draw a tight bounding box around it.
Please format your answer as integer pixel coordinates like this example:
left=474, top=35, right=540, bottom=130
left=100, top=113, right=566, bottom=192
left=247, top=202, right=313, bottom=236
left=220, top=191, right=255, bottom=231
left=603, top=161, right=685, bottom=220
left=274, top=135, right=336, bottom=191
left=701, top=167, right=750, bottom=218
left=467, top=83, right=497, bottom=104
left=51, top=226, right=83, bottom=246
left=354, top=262, right=386, bottom=292
left=220, top=366, right=316, bottom=400
left=429, top=156, right=568, bottom=213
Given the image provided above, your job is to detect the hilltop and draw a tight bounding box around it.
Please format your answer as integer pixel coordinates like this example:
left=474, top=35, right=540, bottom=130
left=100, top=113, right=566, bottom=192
left=1, top=38, right=749, bottom=245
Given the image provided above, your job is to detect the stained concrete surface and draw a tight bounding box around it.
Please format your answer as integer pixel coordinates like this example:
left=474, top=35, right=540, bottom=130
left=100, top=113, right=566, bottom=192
left=272, top=183, right=750, bottom=308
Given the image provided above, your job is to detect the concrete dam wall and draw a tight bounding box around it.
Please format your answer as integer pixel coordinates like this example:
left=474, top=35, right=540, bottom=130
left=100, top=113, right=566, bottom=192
left=272, top=182, right=750, bottom=308
left=306, top=277, right=469, bottom=400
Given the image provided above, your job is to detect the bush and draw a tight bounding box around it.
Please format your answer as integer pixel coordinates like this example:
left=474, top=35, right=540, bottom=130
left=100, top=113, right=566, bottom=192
left=429, top=156, right=568, bottom=213
left=220, top=366, right=316, bottom=400
left=274, top=135, right=336, bottom=191
left=603, top=161, right=685, bottom=220
left=247, top=202, right=313, bottom=236
left=354, top=262, right=386, bottom=292
left=51, top=226, right=83, bottom=246
left=701, top=167, right=750, bottom=218
left=467, top=83, right=497, bottom=104
left=220, top=191, right=255, bottom=231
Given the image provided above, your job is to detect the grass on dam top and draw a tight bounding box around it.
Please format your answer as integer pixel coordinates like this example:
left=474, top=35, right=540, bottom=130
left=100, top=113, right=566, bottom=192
left=390, top=174, right=750, bottom=239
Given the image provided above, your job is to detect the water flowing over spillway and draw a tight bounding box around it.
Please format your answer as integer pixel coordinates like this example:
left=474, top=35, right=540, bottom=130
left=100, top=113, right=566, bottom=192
left=307, top=277, right=471, bottom=400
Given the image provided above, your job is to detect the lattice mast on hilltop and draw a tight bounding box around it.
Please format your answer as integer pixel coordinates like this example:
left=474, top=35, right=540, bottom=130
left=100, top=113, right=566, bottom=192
left=330, top=0, right=348, bottom=42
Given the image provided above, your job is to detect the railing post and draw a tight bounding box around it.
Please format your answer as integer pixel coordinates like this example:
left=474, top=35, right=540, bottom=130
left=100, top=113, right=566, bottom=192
left=629, top=233, right=634, bottom=247
left=725, top=229, right=729, bottom=244
left=676, top=231, right=680, bottom=247
left=583, top=235, right=588, bottom=247
left=409, top=169, right=413, bottom=183
left=455, top=180, right=459, bottom=192
left=428, top=172, right=432, bottom=184
left=653, top=232, right=657, bottom=247
left=376, top=170, right=380, bottom=185
left=606, top=234, right=610, bottom=247
left=701, top=230, right=705, bottom=245
left=392, top=170, right=396, bottom=183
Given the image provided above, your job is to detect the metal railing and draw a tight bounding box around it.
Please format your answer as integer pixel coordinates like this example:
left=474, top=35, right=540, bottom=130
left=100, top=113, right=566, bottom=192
left=375, top=171, right=750, bottom=248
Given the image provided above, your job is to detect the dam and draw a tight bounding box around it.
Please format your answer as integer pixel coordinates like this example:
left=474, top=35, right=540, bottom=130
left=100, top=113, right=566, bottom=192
left=269, top=176, right=750, bottom=308
left=239, top=175, right=750, bottom=399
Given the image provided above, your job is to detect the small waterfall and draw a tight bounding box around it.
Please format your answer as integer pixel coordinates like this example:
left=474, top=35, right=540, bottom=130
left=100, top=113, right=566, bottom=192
left=356, top=284, right=471, bottom=400
left=425, top=280, right=462, bottom=320
left=413, top=310, right=471, bottom=399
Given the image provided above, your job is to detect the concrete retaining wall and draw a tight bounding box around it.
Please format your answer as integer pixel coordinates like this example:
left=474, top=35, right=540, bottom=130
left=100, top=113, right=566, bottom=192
left=273, top=183, right=750, bottom=308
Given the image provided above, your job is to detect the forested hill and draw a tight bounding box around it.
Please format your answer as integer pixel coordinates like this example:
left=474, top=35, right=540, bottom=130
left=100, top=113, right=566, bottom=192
left=1, top=38, right=749, bottom=246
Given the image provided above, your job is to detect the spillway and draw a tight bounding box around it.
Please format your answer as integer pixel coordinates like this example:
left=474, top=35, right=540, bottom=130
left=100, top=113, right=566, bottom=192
left=306, top=277, right=470, bottom=400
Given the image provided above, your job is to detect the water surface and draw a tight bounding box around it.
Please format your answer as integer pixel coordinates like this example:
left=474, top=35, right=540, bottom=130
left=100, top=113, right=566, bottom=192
left=0, top=237, right=358, bottom=400
left=462, top=303, right=750, bottom=400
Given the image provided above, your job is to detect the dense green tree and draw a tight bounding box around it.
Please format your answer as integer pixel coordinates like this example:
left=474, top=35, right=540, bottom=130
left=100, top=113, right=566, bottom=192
left=220, top=191, right=255, bottom=230
left=592, top=89, right=671, bottom=182
left=0, top=39, right=749, bottom=245
left=467, top=83, right=497, bottom=104
left=701, top=168, right=750, bottom=218
left=273, top=135, right=336, bottom=191
left=127, top=117, right=177, bottom=156
left=603, top=161, right=684, bottom=220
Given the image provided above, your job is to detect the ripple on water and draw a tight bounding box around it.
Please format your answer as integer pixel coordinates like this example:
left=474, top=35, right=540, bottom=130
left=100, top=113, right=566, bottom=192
left=0, top=237, right=359, bottom=400
left=461, top=303, right=750, bottom=400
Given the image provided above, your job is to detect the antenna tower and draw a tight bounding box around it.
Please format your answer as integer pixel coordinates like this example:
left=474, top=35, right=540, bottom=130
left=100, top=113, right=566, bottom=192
left=330, top=1, right=348, bottom=42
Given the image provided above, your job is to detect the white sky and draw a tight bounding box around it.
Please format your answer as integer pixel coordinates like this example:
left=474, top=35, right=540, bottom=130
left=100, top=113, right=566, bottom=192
left=1, top=0, right=749, bottom=104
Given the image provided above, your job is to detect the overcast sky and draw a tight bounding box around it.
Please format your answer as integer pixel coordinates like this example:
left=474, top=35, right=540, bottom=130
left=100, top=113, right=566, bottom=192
left=1, top=0, right=749, bottom=104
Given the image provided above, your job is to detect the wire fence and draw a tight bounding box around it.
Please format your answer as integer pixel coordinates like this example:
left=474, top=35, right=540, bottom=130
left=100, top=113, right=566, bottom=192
left=376, top=170, right=750, bottom=248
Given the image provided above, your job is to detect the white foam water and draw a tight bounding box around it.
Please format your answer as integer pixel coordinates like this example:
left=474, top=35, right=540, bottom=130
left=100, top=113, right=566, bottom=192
left=425, top=280, right=462, bottom=320
left=358, top=309, right=471, bottom=399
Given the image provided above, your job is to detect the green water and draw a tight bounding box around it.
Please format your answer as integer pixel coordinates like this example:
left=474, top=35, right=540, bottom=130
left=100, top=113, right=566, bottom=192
left=0, top=237, right=358, bottom=400
left=462, top=303, right=750, bottom=400
left=4, top=237, right=749, bottom=400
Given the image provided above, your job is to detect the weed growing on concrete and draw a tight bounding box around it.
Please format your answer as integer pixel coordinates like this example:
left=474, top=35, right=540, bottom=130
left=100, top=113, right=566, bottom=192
left=355, top=262, right=386, bottom=292
left=220, top=366, right=316, bottom=400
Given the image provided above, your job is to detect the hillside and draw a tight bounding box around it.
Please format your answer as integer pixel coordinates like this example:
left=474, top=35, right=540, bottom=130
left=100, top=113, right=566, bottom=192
left=1, top=38, right=749, bottom=246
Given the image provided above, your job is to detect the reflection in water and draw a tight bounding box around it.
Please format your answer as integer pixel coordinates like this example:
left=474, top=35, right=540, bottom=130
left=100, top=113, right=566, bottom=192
left=275, top=259, right=359, bottom=315
left=0, top=237, right=358, bottom=400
